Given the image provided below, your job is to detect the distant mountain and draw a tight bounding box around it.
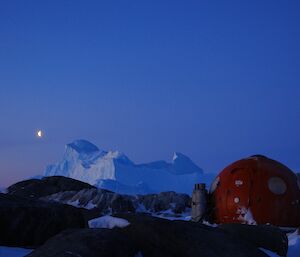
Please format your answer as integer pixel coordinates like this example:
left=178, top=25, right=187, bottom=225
left=45, top=140, right=214, bottom=194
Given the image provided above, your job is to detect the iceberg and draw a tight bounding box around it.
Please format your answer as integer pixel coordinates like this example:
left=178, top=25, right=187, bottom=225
left=45, top=140, right=214, bottom=194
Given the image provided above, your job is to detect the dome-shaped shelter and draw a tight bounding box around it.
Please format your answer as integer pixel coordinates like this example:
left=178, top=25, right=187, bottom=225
left=210, top=155, right=300, bottom=227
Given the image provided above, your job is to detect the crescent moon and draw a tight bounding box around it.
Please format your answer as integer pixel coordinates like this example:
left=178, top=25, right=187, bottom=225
left=36, top=130, right=43, bottom=138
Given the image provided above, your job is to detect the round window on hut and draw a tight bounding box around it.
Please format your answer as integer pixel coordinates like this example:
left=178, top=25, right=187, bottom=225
left=268, top=177, right=287, bottom=195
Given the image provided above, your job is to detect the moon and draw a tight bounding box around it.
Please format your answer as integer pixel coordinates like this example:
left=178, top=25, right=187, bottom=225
left=36, top=130, right=43, bottom=138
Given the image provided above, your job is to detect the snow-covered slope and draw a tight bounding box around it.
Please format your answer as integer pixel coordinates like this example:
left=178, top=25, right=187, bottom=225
left=45, top=140, right=214, bottom=194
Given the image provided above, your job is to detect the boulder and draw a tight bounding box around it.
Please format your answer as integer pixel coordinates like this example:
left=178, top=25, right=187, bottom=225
left=219, top=223, right=288, bottom=257
left=27, top=214, right=268, bottom=257
left=27, top=228, right=136, bottom=257
left=0, top=193, right=87, bottom=247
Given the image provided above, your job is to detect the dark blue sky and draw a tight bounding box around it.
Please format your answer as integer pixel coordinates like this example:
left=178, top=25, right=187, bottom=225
left=1, top=0, right=300, bottom=187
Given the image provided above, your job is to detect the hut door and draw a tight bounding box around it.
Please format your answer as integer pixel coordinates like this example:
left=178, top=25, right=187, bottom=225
left=226, top=168, right=251, bottom=222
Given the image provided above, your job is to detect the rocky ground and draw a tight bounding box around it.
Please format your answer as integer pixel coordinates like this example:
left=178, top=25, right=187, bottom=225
left=0, top=176, right=290, bottom=257
left=8, top=176, right=191, bottom=217
left=28, top=214, right=282, bottom=257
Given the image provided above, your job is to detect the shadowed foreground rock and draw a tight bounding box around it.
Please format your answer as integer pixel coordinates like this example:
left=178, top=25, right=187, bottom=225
left=0, top=193, right=87, bottom=247
left=27, top=214, right=269, bottom=257
left=219, top=223, right=288, bottom=257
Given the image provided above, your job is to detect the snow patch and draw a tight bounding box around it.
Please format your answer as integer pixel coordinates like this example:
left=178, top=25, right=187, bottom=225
left=85, top=201, right=98, bottom=210
left=0, top=246, right=32, bottom=257
left=259, top=248, right=279, bottom=257
left=65, top=199, right=98, bottom=210
left=287, top=229, right=300, bottom=257
left=236, top=207, right=257, bottom=225
left=66, top=199, right=81, bottom=208
left=88, top=215, right=130, bottom=229
left=288, top=229, right=299, bottom=246
left=202, top=221, right=218, bottom=227
left=136, top=203, right=149, bottom=213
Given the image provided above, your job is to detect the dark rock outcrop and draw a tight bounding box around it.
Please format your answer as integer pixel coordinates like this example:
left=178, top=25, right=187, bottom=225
left=7, top=176, right=96, bottom=199
left=27, top=214, right=269, bottom=257
left=41, top=188, right=191, bottom=217
left=0, top=193, right=87, bottom=247
left=41, top=188, right=136, bottom=214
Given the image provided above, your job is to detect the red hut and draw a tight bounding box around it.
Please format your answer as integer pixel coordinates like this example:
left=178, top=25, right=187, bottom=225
left=210, top=155, right=300, bottom=227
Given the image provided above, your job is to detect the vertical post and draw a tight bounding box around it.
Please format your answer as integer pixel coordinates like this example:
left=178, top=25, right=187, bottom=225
left=191, top=183, right=207, bottom=222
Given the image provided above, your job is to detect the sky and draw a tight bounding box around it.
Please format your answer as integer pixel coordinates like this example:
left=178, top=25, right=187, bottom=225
left=0, top=0, right=300, bottom=187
